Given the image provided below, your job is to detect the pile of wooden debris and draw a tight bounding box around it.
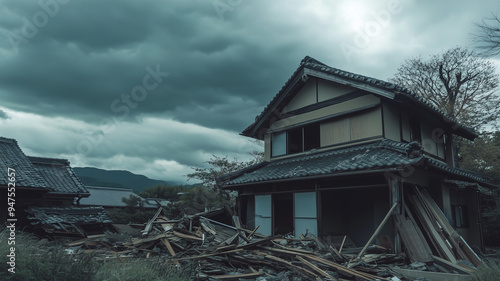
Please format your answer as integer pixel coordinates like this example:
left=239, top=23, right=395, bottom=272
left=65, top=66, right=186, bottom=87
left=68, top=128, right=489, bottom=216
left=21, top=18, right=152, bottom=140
left=62, top=195, right=482, bottom=281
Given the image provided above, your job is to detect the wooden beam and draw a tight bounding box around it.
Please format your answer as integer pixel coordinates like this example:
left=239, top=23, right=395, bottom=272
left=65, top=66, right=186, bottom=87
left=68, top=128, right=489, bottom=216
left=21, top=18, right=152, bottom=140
left=296, top=255, right=336, bottom=280
left=352, top=202, right=399, bottom=263
left=393, top=214, right=433, bottom=263
left=176, top=249, right=242, bottom=261
left=432, top=255, right=473, bottom=274
left=392, top=267, right=470, bottom=281
left=210, top=271, right=264, bottom=280
left=173, top=231, right=203, bottom=241
left=305, top=254, right=391, bottom=281
left=161, top=238, right=181, bottom=267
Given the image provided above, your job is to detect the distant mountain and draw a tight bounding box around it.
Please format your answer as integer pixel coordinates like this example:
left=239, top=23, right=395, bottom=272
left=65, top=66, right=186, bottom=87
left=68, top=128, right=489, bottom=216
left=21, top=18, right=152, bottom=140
left=73, top=167, right=179, bottom=193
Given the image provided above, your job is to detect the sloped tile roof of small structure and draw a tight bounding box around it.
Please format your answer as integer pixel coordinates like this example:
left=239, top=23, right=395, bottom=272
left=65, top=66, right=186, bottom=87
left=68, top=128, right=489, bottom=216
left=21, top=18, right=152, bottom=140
left=0, top=137, right=50, bottom=189
left=26, top=206, right=112, bottom=227
left=221, top=139, right=492, bottom=187
left=28, top=156, right=88, bottom=194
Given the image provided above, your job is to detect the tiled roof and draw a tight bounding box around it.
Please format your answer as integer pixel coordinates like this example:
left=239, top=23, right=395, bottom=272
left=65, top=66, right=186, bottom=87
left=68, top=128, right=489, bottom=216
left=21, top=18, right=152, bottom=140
left=28, top=156, right=88, bottom=194
left=443, top=180, right=492, bottom=195
left=80, top=186, right=142, bottom=207
left=0, top=137, right=50, bottom=189
left=26, top=206, right=113, bottom=227
left=221, top=139, right=493, bottom=187
left=243, top=56, right=476, bottom=139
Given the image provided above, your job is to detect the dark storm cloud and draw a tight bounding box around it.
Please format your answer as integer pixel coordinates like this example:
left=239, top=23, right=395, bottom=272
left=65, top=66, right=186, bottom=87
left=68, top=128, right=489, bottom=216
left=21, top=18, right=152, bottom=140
left=0, top=0, right=304, bottom=132
left=0, top=109, right=9, bottom=119
left=1, top=0, right=498, bottom=183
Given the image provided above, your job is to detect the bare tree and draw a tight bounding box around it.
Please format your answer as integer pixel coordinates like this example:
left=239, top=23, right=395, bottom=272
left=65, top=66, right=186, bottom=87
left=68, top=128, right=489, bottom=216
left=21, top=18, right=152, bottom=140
left=389, top=47, right=500, bottom=132
left=473, top=13, right=500, bottom=57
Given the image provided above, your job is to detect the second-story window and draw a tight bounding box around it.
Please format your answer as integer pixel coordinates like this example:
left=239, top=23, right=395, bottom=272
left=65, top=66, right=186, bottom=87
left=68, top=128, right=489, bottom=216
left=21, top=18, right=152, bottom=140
left=288, top=127, right=303, bottom=154
left=272, top=124, right=320, bottom=157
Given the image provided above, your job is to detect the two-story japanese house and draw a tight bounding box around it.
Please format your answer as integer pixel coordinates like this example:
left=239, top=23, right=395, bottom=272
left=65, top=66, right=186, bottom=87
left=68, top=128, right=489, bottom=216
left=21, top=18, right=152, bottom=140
left=219, top=56, right=497, bottom=257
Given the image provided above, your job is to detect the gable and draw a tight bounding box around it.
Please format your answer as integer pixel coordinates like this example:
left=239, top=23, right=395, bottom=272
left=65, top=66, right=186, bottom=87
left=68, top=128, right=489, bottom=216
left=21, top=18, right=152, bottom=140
left=242, top=56, right=477, bottom=141
left=270, top=94, right=380, bottom=131
left=282, top=78, right=358, bottom=113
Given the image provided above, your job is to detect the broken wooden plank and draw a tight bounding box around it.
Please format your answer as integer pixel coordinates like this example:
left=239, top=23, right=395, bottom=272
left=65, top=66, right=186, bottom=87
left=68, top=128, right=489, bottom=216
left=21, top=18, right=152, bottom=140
left=209, top=271, right=264, bottom=280
left=263, top=254, right=293, bottom=267
left=200, top=221, right=217, bottom=236
left=176, top=249, right=243, bottom=261
left=296, top=255, right=336, bottom=280
left=173, top=231, right=203, bottom=241
left=339, top=235, right=347, bottom=253
left=235, top=236, right=273, bottom=250
left=392, top=267, right=471, bottom=281
left=328, top=245, right=345, bottom=261
left=432, top=255, right=473, bottom=275
left=131, top=233, right=172, bottom=246
left=219, top=233, right=239, bottom=246
left=409, top=194, right=458, bottom=263
left=247, top=225, right=260, bottom=240
left=263, top=254, right=321, bottom=281
left=260, top=246, right=313, bottom=257
left=305, top=254, right=391, bottom=281
left=393, top=214, right=433, bottom=263
left=457, top=236, right=482, bottom=267
left=352, top=202, right=399, bottom=263
left=272, top=242, right=318, bottom=255
left=414, top=188, right=471, bottom=262
left=161, top=238, right=181, bottom=267
left=142, top=207, right=163, bottom=235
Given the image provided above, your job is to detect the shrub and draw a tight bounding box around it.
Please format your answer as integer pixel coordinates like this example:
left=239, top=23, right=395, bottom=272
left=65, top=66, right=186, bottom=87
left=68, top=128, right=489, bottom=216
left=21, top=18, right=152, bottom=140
left=469, top=259, right=500, bottom=281
left=94, top=259, right=196, bottom=281
left=105, top=208, right=157, bottom=224
left=0, top=228, right=197, bottom=281
left=0, top=228, right=97, bottom=281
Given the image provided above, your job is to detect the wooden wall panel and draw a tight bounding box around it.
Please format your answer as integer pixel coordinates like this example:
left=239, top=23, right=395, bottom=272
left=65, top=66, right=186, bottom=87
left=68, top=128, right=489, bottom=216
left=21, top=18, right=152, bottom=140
left=383, top=103, right=400, bottom=141
left=320, top=118, right=350, bottom=146
left=317, top=79, right=355, bottom=102
left=350, top=108, right=383, bottom=140
left=283, top=79, right=317, bottom=113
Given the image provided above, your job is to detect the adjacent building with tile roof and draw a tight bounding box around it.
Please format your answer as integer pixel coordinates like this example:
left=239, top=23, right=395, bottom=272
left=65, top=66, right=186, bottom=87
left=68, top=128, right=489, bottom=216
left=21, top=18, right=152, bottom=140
left=0, top=137, right=89, bottom=226
left=219, top=56, right=497, bottom=254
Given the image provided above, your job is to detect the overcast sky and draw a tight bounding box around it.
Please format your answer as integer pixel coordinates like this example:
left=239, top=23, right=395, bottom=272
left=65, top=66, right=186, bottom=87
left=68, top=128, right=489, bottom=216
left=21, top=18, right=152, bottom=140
left=0, top=0, right=498, bottom=184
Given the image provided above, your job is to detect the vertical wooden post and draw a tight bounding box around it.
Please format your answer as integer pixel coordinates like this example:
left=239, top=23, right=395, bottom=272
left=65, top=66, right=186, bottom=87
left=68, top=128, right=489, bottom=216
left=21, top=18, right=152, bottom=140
left=385, top=172, right=402, bottom=254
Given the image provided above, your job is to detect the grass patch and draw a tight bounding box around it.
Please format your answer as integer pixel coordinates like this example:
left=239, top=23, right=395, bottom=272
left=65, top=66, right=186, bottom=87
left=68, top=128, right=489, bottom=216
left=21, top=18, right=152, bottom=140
left=95, top=259, right=195, bottom=281
left=0, top=228, right=97, bottom=281
left=469, top=259, right=500, bottom=281
left=0, top=228, right=195, bottom=281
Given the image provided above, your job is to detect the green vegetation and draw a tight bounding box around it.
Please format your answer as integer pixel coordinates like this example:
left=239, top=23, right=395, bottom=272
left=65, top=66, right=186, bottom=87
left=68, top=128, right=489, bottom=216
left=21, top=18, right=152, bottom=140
left=105, top=208, right=158, bottom=224
left=0, top=229, right=195, bottom=281
left=482, top=190, right=500, bottom=247
left=94, top=259, right=195, bottom=281
left=469, top=259, right=500, bottom=281
left=105, top=195, right=157, bottom=224
left=139, top=184, right=187, bottom=201
left=0, top=229, right=96, bottom=281
left=460, top=131, right=500, bottom=247
left=186, top=152, right=263, bottom=212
